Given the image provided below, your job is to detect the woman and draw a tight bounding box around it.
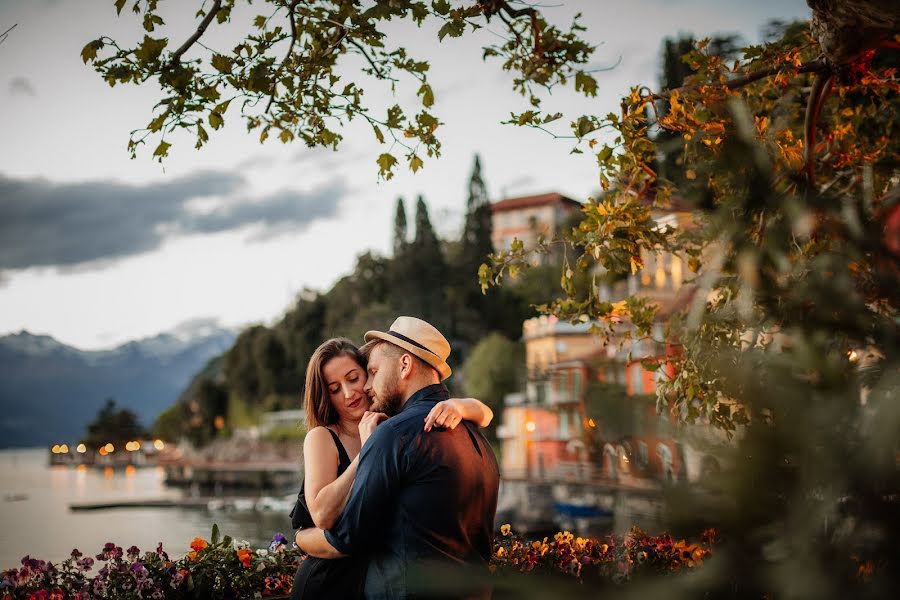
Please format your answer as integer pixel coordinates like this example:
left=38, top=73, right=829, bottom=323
left=289, top=338, right=493, bottom=599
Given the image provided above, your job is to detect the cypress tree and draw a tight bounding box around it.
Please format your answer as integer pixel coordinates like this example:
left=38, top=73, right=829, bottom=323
left=410, top=195, right=447, bottom=327
left=393, top=196, right=407, bottom=256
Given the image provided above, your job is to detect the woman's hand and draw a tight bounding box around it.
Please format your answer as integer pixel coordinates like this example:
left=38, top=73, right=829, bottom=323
left=424, top=399, right=464, bottom=432
left=359, top=411, right=389, bottom=446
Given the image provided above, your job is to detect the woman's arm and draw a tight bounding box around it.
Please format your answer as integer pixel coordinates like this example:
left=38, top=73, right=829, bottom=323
left=295, top=528, right=345, bottom=559
left=302, top=427, right=359, bottom=531
left=424, top=397, right=494, bottom=431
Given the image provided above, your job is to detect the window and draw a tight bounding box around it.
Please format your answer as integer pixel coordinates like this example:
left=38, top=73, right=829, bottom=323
left=638, top=441, right=648, bottom=466
left=630, top=364, right=644, bottom=395
left=573, top=370, right=582, bottom=401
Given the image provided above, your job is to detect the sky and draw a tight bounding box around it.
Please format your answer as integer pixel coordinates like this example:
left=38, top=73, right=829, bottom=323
left=0, top=0, right=812, bottom=350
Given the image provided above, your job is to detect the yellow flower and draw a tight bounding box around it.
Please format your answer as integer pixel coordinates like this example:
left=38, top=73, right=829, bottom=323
left=496, top=547, right=506, bottom=558
left=500, top=524, right=512, bottom=537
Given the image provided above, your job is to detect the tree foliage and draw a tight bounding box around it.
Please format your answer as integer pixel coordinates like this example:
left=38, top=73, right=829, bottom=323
left=460, top=332, right=524, bottom=411
left=83, top=398, right=147, bottom=446
left=82, top=0, right=592, bottom=177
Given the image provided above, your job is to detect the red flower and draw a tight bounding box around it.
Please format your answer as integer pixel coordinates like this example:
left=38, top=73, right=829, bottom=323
left=236, top=548, right=252, bottom=568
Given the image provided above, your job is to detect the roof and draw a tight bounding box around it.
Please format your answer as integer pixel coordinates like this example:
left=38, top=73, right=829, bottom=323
left=490, top=192, right=582, bottom=213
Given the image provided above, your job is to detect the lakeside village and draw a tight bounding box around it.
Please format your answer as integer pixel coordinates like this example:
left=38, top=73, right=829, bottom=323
left=43, top=191, right=727, bottom=535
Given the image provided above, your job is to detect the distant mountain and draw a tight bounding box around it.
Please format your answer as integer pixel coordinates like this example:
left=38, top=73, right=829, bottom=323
left=0, top=323, right=236, bottom=448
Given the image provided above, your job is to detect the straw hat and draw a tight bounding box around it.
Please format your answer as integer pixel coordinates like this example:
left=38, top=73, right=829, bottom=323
left=364, top=316, right=452, bottom=380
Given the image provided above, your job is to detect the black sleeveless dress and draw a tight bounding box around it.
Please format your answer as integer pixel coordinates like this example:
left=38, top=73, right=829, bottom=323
left=290, top=428, right=367, bottom=599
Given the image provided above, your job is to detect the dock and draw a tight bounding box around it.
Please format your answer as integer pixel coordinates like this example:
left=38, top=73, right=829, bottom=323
left=70, top=498, right=214, bottom=511
left=69, top=495, right=295, bottom=512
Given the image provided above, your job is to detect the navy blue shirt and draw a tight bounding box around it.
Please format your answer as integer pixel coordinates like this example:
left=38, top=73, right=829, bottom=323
left=325, top=384, right=500, bottom=599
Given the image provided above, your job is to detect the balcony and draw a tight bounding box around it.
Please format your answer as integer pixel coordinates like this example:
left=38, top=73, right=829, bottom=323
left=546, top=388, right=576, bottom=406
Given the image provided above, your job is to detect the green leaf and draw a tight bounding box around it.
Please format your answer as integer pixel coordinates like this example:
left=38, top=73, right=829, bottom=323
left=575, top=71, right=598, bottom=97
left=596, top=145, right=613, bottom=162
left=576, top=116, right=597, bottom=137
left=320, top=128, right=337, bottom=147
left=195, top=123, right=209, bottom=148
left=437, top=20, right=464, bottom=41
left=211, top=523, right=220, bottom=546
left=211, top=54, right=233, bottom=74
left=279, top=129, right=294, bottom=143
left=372, top=124, right=385, bottom=144
left=135, top=35, right=167, bottom=64
left=432, top=0, right=451, bottom=16
left=417, top=83, right=434, bottom=108
left=153, top=140, right=171, bottom=160
left=386, top=105, right=404, bottom=129
left=114, top=0, right=127, bottom=15
left=148, top=113, right=167, bottom=132
left=515, top=111, right=536, bottom=126
left=409, top=154, right=424, bottom=173
left=208, top=111, right=224, bottom=130
left=377, top=153, right=397, bottom=179
left=253, top=15, right=266, bottom=29
left=81, top=40, right=103, bottom=64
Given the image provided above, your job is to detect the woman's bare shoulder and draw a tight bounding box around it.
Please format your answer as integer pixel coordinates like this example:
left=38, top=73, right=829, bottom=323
left=303, top=426, right=338, bottom=454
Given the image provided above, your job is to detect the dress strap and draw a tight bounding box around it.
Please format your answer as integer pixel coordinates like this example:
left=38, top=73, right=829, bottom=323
left=325, top=427, right=352, bottom=468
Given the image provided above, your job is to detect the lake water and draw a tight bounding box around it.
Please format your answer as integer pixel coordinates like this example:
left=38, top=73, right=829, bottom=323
left=0, top=448, right=295, bottom=570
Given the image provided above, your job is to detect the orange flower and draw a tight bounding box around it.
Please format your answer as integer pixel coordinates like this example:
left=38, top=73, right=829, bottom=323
left=187, top=551, right=197, bottom=561
left=237, top=548, right=252, bottom=568
left=190, top=537, right=209, bottom=552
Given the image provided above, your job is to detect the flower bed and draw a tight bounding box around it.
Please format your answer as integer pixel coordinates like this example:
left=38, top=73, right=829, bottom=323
left=1, top=526, right=714, bottom=599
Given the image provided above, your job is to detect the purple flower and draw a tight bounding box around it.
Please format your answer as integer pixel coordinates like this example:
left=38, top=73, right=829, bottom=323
left=77, top=557, right=95, bottom=571
left=131, top=562, right=148, bottom=581
left=269, top=532, right=289, bottom=551
left=70, top=548, right=83, bottom=559
left=127, top=545, right=141, bottom=560
left=155, top=542, right=168, bottom=559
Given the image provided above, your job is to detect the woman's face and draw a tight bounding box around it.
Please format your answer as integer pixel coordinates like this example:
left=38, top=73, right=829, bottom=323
left=322, top=354, right=371, bottom=423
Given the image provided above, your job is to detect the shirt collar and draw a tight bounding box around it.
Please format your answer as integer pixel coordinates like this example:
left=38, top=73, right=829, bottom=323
left=400, top=383, right=449, bottom=413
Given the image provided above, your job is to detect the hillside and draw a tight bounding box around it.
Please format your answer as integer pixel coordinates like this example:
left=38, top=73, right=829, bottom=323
left=0, top=326, right=235, bottom=448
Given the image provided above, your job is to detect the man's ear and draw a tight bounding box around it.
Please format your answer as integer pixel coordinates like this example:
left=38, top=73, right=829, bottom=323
left=399, top=353, right=414, bottom=380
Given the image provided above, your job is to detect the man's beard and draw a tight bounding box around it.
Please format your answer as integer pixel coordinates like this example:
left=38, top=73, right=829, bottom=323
left=370, top=371, right=403, bottom=416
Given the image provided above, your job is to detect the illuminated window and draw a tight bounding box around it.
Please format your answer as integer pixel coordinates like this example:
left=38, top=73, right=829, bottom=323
left=671, top=255, right=683, bottom=290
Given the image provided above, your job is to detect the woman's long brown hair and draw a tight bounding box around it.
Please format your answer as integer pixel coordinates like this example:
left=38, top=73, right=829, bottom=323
left=303, top=338, right=366, bottom=430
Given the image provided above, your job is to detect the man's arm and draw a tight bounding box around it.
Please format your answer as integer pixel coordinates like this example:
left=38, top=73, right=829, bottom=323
left=295, top=528, right=345, bottom=559
left=325, top=423, right=401, bottom=555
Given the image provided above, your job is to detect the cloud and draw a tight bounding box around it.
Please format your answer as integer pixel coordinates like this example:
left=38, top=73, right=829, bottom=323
left=8, top=77, right=36, bottom=97
left=0, top=171, right=345, bottom=271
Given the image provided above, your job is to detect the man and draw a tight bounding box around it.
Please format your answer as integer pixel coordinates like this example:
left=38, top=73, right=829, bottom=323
left=295, top=316, right=500, bottom=599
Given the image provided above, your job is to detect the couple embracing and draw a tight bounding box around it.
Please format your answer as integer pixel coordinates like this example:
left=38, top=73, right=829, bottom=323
left=289, top=316, right=501, bottom=599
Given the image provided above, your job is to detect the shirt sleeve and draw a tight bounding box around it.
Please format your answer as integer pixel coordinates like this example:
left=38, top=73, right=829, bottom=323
left=324, top=421, right=403, bottom=555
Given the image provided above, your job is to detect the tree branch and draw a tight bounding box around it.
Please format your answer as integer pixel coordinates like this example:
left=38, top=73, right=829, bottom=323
left=803, top=71, right=835, bottom=188
left=0, top=23, right=17, bottom=46
left=168, top=0, right=223, bottom=67
left=654, top=58, right=831, bottom=99
left=266, top=0, right=303, bottom=113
